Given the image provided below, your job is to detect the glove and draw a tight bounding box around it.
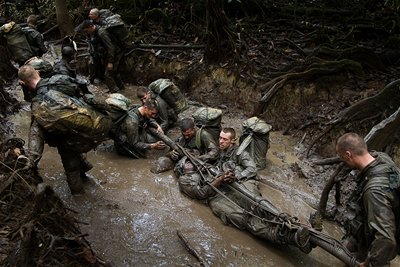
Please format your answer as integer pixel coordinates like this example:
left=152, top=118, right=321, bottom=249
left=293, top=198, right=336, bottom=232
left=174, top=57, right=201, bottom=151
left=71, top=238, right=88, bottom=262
left=170, top=150, right=180, bottom=161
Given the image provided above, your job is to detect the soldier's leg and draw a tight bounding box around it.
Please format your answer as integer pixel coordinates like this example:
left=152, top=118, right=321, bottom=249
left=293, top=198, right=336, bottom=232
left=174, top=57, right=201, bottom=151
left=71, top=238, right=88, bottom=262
left=247, top=216, right=312, bottom=253
left=79, top=153, right=93, bottom=182
left=104, top=68, right=119, bottom=93
left=209, top=194, right=248, bottom=230
left=58, top=146, right=83, bottom=194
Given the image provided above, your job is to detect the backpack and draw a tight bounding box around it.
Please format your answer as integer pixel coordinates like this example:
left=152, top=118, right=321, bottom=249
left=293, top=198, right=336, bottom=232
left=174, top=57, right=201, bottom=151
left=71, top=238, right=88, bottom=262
left=237, top=117, right=272, bottom=170
left=98, top=9, right=129, bottom=49
left=0, top=21, right=33, bottom=64
left=148, top=78, right=188, bottom=114
left=33, top=81, right=112, bottom=152
left=192, top=107, right=222, bottom=144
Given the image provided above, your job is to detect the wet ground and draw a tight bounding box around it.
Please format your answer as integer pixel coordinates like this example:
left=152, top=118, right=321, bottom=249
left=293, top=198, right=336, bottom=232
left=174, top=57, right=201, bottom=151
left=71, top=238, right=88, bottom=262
left=10, top=83, right=400, bottom=267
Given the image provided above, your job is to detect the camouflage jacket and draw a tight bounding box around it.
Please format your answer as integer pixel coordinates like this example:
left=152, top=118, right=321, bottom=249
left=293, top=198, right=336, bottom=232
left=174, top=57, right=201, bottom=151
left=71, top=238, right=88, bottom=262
left=354, top=152, right=400, bottom=267
left=53, top=58, right=76, bottom=78
left=95, top=26, right=122, bottom=64
left=112, top=107, right=158, bottom=157
left=176, top=128, right=219, bottom=163
left=216, top=145, right=257, bottom=181
left=22, top=26, right=47, bottom=57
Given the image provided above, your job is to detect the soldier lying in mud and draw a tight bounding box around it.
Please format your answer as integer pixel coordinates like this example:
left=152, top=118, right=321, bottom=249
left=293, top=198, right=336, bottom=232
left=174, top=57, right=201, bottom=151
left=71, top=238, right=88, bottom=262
left=173, top=127, right=314, bottom=254
left=149, top=126, right=361, bottom=265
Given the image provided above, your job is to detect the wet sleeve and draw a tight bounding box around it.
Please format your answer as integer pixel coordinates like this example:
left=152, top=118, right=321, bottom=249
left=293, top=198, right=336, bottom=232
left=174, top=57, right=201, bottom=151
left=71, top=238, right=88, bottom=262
left=198, top=131, right=219, bottom=163
left=34, top=31, right=47, bottom=54
left=363, top=188, right=397, bottom=267
left=156, top=98, right=169, bottom=131
left=125, top=116, right=151, bottom=152
left=98, top=28, right=116, bottom=63
left=28, top=118, right=45, bottom=166
left=178, top=174, right=215, bottom=200
left=236, top=151, right=257, bottom=180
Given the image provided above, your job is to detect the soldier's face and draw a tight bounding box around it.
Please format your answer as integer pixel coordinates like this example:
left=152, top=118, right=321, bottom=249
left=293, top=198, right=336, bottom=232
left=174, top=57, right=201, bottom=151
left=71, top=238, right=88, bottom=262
left=182, top=128, right=195, bottom=140
left=219, top=131, right=234, bottom=151
left=145, top=107, right=158, bottom=118
left=89, top=11, right=98, bottom=20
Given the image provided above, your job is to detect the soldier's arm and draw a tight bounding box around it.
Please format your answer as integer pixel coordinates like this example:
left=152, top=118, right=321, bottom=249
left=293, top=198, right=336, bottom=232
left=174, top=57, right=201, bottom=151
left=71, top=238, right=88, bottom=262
left=34, top=30, right=47, bottom=54
left=155, top=98, right=169, bottom=131
left=363, top=188, right=397, bottom=267
left=125, top=116, right=151, bottom=152
left=236, top=150, right=257, bottom=180
left=198, top=131, right=219, bottom=163
left=178, top=173, right=216, bottom=200
left=98, top=28, right=116, bottom=63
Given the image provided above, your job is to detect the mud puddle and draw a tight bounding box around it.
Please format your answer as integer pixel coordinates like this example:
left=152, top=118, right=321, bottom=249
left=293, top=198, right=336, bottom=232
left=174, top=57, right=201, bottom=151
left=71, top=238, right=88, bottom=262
left=10, top=84, right=400, bottom=267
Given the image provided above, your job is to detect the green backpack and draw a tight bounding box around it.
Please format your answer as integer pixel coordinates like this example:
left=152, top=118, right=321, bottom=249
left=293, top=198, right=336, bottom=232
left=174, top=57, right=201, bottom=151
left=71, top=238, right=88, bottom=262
left=238, top=117, right=272, bottom=170
left=192, top=107, right=222, bottom=145
left=148, top=79, right=188, bottom=114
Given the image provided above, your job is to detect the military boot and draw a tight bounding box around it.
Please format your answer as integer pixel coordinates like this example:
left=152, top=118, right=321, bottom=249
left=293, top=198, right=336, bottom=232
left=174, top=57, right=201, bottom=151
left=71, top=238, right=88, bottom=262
left=290, top=226, right=312, bottom=254
left=66, top=170, right=84, bottom=194
left=80, top=156, right=93, bottom=182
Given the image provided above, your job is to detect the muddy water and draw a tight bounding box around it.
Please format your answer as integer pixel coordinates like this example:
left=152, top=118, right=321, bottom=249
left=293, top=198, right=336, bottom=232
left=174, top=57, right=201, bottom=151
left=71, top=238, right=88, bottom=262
left=11, top=88, right=400, bottom=267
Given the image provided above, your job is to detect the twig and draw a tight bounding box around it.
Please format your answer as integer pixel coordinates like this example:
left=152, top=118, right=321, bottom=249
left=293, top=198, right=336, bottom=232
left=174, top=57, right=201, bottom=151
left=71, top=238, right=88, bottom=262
left=176, top=230, right=210, bottom=267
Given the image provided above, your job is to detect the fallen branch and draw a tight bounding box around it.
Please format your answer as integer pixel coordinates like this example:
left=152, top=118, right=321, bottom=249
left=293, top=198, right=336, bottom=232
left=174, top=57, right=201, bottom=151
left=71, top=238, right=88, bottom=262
left=176, top=230, right=210, bottom=267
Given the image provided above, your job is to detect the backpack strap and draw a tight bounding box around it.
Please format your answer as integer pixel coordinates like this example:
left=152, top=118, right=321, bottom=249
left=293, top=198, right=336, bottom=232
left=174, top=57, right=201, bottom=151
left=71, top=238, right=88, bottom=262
left=236, top=133, right=253, bottom=156
left=195, top=127, right=203, bottom=150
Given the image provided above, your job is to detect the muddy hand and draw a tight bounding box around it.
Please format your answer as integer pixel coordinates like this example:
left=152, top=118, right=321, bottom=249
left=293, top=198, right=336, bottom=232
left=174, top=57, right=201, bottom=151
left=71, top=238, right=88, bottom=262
left=152, top=141, right=166, bottom=150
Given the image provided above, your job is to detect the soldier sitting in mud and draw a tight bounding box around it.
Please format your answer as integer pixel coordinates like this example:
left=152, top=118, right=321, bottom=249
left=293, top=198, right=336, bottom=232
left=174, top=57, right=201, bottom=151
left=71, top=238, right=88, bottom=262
left=174, top=127, right=313, bottom=254
left=53, top=46, right=76, bottom=78
left=137, top=86, right=177, bottom=132
left=18, top=65, right=107, bottom=194
left=109, top=98, right=166, bottom=158
left=22, top=15, right=47, bottom=57
left=151, top=117, right=219, bottom=173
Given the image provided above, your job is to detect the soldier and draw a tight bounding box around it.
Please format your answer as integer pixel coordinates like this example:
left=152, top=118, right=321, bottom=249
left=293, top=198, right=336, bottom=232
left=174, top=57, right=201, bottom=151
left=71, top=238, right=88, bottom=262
left=80, top=20, right=124, bottom=93
left=215, top=127, right=257, bottom=182
left=109, top=98, right=166, bottom=158
left=175, top=128, right=312, bottom=254
left=137, top=86, right=177, bottom=132
left=53, top=46, right=77, bottom=78
left=18, top=65, right=106, bottom=194
left=336, top=133, right=399, bottom=267
left=22, top=15, right=47, bottom=57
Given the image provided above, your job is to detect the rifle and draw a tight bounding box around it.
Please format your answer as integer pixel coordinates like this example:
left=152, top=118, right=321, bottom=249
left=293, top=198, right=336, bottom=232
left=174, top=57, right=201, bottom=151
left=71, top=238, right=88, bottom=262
left=147, top=128, right=360, bottom=267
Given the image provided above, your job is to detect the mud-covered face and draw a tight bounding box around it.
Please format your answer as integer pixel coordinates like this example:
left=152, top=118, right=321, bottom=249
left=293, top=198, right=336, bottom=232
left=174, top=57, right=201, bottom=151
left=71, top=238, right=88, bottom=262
left=89, top=10, right=99, bottom=21
left=219, top=131, right=234, bottom=151
left=182, top=128, right=195, bottom=140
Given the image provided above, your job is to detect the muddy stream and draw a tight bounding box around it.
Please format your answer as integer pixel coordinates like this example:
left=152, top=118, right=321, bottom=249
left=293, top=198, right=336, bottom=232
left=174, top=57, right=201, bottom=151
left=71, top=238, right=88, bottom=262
left=10, top=84, right=400, bottom=267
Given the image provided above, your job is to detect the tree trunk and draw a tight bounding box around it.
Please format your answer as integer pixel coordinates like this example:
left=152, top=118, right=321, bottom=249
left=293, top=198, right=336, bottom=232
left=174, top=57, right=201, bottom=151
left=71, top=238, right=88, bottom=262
left=55, top=0, right=74, bottom=37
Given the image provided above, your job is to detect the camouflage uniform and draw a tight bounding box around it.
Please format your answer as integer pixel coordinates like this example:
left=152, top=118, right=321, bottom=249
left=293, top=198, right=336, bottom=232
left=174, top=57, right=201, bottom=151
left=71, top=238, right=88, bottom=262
left=53, top=58, right=76, bottom=78
left=346, top=152, right=400, bottom=266
left=92, top=26, right=124, bottom=92
left=175, top=128, right=219, bottom=163
left=21, top=25, right=47, bottom=57
left=215, top=144, right=257, bottom=181
left=110, top=107, right=159, bottom=158
left=154, top=95, right=177, bottom=132
left=28, top=78, right=97, bottom=194
left=177, top=161, right=312, bottom=253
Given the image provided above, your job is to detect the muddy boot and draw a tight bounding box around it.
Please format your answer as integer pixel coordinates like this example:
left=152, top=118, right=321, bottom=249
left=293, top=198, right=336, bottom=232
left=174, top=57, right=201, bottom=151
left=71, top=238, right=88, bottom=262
left=66, top=170, right=84, bottom=194
left=80, top=156, right=93, bottom=182
left=291, top=227, right=312, bottom=254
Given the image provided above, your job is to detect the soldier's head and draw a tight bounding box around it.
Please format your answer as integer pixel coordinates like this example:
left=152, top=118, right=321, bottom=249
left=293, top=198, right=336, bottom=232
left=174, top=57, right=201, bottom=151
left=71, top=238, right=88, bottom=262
left=80, top=20, right=96, bottom=35
left=18, top=65, right=41, bottom=91
left=137, top=87, right=153, bottom=104
left=219, top=128, right=236, bottom=151
left=336, top=132, right=372, bottom=170
left=27, top=15, right=37, bottom=27
left=61, top=46, right=75, bottom=61
left=140, top=98, right=158, bottom=118
left=89, top=8, right=100, bottom=22
left=180, top=118, right=196, bottom=140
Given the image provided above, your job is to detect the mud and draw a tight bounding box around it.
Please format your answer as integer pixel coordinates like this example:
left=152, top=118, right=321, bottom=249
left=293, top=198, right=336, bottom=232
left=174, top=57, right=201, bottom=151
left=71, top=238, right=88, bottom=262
left=11, top=83, right=395, bottom=267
